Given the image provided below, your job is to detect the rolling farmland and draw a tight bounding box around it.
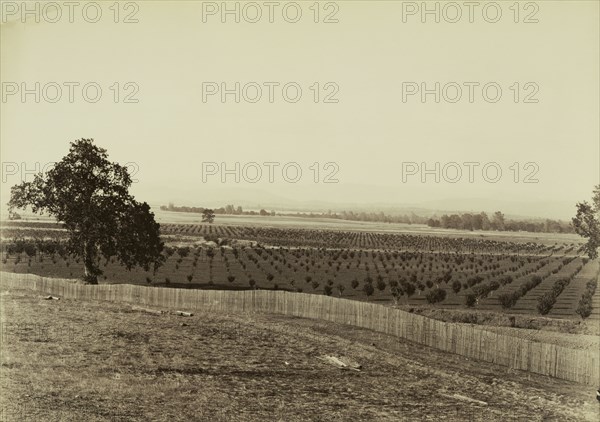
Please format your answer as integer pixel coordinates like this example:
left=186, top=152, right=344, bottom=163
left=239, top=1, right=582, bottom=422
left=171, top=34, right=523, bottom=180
left=1, top=220, right=598, bottom=421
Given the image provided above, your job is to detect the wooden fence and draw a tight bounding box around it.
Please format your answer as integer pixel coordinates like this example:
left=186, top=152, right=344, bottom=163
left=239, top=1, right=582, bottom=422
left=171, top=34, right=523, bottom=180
left=1, top=271, right=597, bottom=386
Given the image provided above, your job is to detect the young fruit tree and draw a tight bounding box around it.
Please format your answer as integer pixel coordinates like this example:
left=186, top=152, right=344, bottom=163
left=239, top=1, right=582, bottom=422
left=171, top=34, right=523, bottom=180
left=8, top=139, right=164, bottom=284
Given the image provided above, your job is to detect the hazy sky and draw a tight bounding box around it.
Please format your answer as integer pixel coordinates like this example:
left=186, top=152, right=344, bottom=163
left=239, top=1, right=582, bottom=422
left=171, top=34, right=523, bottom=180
left=1, top=1, right=598, bottom=219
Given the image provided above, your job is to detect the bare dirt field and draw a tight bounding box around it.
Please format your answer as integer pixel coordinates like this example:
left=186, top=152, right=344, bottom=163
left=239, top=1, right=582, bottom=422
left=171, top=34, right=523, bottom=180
left=1, top=287, right=598, bottom=421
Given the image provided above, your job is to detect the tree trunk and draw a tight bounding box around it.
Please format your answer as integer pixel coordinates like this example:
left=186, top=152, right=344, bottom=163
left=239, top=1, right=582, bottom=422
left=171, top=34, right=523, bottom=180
left=83, top=242, right=98, bottom=284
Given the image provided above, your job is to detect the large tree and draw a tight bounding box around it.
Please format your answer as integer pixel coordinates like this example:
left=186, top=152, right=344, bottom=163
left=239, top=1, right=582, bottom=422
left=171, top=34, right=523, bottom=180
left=8, top=139, right=164, bottom=283
left=572, top=185, right=600, bottom=259
left=491, top=211, right=505, bottom=231
left=201, top=208, right=215, bottom=224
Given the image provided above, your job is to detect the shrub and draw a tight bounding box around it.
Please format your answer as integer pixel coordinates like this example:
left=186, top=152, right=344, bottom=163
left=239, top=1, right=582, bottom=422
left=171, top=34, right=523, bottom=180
left=467, top=275, right=483, bottom=287
left=537, top=277, right=571, bottom=315
left=537, top=292, right=554, bottom=315
left=163, top=246, right=175, bottom=257
left=465, top=293, right=477, bottom=307
left=425, top=288, right=447, bottom=304
left=390, top=286, right=404, bottom=304
left=531, top=275, right=542, bottom=285
left=458, top=313, right=478, bottom=324
left=576, top=298, right=593, bottom=318
left=498, top=275, right=545, bottom=309
left=404, top=282, right=416, bottom=297
left=177, top=247, right=190, bottom=258
left=498, top=292, right=518, bottom=309
left=451, top=280, right=462, bottom=294
left=471, top=284, right=488, bottom=298
left=551, top=278, right=569, bottom=296
left=362, top=282, right=374, bottom=299
left=576, top=278, right=597, bottom=319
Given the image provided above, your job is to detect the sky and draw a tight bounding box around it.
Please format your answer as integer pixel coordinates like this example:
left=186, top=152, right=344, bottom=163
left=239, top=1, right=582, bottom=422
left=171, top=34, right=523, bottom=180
left=1, top=1, right=598, bottom=219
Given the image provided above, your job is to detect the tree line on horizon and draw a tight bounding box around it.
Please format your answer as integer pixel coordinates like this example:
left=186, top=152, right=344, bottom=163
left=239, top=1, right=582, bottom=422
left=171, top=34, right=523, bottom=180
left=160, top=203, right=275, bottom=216
left=160, top=203, right=572, bottom=234
left=426, top=211, right=573, bottom=234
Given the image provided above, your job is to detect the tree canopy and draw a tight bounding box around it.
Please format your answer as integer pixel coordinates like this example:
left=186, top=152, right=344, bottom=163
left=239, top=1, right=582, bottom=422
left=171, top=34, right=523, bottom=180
left=202, top=209, right=215, bottom=224
left=572, top=185, right=600, bottom=259
left=8, top=138, right=164, bottom=283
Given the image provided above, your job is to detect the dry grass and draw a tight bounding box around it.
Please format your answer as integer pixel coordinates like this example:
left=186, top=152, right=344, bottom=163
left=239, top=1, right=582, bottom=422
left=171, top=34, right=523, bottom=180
left=1, top=287, right=598, bottom=421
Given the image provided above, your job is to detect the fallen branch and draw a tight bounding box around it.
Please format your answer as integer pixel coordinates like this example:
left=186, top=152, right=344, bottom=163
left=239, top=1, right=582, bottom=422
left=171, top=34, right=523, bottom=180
left=132, top=305, right=163, bottom=315
left=318, top=355, right=361, bottom=371
left=338, top=355, right=362, bottom=370
left=43, top=295, right=60, bottom=300
left=175, top=311, right=193, bottom=317
left=440, top=393, right=488, bottom=406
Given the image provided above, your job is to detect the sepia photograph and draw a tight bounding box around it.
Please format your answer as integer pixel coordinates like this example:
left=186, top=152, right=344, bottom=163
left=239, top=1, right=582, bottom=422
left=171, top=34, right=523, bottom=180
left=0, top=1, right=599, bottom=420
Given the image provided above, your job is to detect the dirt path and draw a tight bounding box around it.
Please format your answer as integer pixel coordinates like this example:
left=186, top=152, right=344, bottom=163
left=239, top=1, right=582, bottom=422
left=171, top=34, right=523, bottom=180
left=1, top=287, right=598, bottom=421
